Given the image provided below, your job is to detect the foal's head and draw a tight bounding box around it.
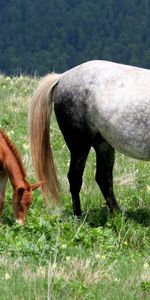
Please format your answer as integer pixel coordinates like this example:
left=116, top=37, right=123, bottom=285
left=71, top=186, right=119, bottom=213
left=13, top=182, right=44, bottom=225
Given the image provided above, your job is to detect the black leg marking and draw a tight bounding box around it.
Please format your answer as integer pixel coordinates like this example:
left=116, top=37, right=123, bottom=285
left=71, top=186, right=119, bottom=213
left=54, top=98, right=92, bottom=215
left=93, top=136, right=119, bottom=212
left=68, top=147, right=90, bottom=216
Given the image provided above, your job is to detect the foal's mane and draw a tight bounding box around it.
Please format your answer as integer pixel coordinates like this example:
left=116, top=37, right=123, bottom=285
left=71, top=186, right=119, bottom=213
left=0, top=129, right=26, bottom=177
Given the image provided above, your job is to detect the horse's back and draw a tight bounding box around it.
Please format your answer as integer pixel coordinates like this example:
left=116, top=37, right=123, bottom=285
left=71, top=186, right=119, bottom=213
left=57, top=59, right=150, bottom=88
left=55, top=60, right=150, bottom=160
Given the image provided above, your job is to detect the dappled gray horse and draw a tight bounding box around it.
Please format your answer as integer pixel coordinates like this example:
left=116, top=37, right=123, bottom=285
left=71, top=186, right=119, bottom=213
left=29, top=60, right=150, bottom=215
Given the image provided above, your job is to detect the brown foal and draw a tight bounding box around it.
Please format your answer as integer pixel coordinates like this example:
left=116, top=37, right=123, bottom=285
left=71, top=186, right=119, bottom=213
left=0, top=130, right=43, bottom=224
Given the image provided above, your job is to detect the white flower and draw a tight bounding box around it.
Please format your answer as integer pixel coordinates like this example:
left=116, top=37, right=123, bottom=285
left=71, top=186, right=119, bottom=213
left=5, top=273, right=11, bottom=280
left=143, top=262, right=149, bottom=269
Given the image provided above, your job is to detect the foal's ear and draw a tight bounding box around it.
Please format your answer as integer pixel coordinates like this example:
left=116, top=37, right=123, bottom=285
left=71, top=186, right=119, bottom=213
left=31, top=181, right=45, bottom=191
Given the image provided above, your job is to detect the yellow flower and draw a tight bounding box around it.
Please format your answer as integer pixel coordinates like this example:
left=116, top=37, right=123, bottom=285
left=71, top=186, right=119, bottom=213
left=61, top=244, right=67, bottom=249
left=37, top=266, right=45, bottom=277
left=23, top=143, right=29, bottom=150
left=95, top=254, right=106, bottom=259
left=123, top=241, right=128, bottom=246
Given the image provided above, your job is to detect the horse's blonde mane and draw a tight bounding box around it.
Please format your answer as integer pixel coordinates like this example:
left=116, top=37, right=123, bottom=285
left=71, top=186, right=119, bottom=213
left=0, top=129, right=26, bottom=177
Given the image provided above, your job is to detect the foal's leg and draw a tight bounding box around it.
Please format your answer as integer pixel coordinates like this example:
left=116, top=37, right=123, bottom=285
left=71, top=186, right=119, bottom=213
left=0, top=171, right=8, bottom=218
left=68, top=146, right=91, bottom=216
left=93, top=136, right=119, bottom=212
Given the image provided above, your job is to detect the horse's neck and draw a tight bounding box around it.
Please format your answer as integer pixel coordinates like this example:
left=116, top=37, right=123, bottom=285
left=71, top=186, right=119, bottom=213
left=0, top=137, right=27, bottom=190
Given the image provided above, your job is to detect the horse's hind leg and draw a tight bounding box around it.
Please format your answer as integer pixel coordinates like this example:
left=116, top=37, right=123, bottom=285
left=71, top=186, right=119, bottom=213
left=54, top=97, right=92, bottom=215
left=68, top=145, right=91, bottom=216
left=93, top=135, right=119, bottom=212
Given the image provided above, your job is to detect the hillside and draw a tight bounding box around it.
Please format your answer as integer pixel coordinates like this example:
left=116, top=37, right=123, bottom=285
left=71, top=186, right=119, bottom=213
left=0, top=0, right=150, bottom=75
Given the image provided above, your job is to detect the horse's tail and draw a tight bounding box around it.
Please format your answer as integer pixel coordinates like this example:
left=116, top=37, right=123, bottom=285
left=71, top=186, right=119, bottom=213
left=28, top=73, right=62, bottom=204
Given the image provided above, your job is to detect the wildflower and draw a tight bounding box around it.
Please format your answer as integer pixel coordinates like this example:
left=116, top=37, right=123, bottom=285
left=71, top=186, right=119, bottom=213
left=147, top=185, right=150, bottom=192
left=23, top=143, right=29, bottom=150
left=5, top=273, right=11, bottom=280
left=123, top=241, right=128, bottom=246
left=37, top=266, right=45, bottom=277
left=95, top=254, right=106, bottom=259
left=143, top=262, right=149, bottom=269
left=61, top=244, right=67, bottom=249
left=8, top=130, right=14, bottom=136
left=66, top=256, right=71, bottom=261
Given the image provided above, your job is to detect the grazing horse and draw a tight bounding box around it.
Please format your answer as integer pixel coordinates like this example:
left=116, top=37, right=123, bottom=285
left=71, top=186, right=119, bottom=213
left=0, top=130, right=43, bottom=224
left=29, top=60, right=150, bottom=216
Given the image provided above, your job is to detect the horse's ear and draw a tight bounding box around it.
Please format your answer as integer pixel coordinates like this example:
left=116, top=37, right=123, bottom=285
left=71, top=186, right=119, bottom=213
left=31, top=181, right=45, bottom=191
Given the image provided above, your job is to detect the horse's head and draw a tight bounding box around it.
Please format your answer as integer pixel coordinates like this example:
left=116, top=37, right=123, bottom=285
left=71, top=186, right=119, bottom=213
left=13, top=181, right=44, bottom=225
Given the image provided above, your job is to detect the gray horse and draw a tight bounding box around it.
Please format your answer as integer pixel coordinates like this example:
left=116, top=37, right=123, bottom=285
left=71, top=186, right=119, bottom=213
left=29, top=60, right=150, bottom=215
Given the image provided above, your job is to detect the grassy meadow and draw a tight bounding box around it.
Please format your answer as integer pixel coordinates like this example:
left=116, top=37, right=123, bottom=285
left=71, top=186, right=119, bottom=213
left=0, top=74, right=150, bottom=299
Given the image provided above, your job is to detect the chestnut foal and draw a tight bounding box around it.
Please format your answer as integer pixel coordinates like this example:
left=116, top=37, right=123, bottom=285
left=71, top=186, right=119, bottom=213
left=0, top=130, right=43, bottom=224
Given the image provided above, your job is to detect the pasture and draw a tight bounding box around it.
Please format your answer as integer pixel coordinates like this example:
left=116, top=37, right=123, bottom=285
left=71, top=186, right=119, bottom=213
left=0, top=74, right=150, bottom=299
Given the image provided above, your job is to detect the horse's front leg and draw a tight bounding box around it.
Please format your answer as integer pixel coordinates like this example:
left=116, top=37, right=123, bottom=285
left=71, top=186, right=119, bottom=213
left=0, top=171, right=8, bottom=220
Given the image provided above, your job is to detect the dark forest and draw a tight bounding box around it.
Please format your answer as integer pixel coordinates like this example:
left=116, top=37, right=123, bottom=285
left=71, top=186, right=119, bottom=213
left=0, top=0, right=150, bottom=75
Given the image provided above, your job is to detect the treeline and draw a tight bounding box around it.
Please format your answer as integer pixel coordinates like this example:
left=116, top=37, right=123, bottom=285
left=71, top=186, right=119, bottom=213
left=0, top=0, right=150, bottom=75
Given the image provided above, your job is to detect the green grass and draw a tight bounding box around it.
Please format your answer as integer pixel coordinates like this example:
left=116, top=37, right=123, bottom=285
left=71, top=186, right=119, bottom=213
left=0, top=74, right=150, bottom=299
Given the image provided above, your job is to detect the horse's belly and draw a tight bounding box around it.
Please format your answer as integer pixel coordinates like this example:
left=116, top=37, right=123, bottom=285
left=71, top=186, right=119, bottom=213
left=106, top=135, right=150, bottom=161
left=95, top=107, right=150, bottom=161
